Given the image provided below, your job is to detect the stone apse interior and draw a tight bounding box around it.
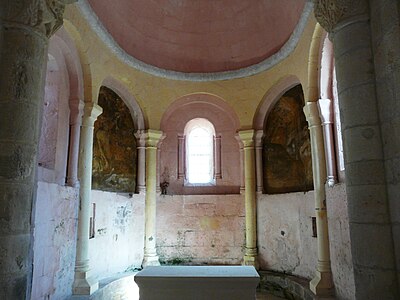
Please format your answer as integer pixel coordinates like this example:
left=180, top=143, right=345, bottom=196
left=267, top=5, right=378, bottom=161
left=2, top=0, right=400, bottom=299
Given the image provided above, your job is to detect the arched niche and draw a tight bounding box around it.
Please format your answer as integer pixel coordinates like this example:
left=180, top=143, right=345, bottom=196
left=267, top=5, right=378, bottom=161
left=37, top=28, right=85, bottom=186
left=160, top=93, right=240, bottom=195
left=262, top=85, right=313, bottom=194
left=92, top=86, right=139, bottom=193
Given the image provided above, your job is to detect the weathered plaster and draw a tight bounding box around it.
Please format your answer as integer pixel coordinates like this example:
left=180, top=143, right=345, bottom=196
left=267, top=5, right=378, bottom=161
left=257, top=192, right=317, bottom=279
left=156, top=195, right=245, bottom=265
left=88, top=191, right=145, bottom=277
left=32, top=182, right=79, bottom=300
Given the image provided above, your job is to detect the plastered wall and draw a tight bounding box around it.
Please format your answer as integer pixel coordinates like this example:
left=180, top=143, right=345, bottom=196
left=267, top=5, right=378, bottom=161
left=32, top=182, right=79, bottom=300
left=156, top=195, right=245, bottom=265
left=257, top=191, right=317, bottom=279
left=88, top=191, right=145, bottom=277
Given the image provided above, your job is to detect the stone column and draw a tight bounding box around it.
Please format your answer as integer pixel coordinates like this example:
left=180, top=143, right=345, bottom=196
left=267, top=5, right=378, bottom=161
left=214, top=134, right=222, bottom=179
left=318, top=99, right=337, bottom=187
left=177, top=134, right=185, bottom=179
left=156, top=134, right=166, bottom=194
left=67, top=98, right=84, bottom=187
left=254, top=130, right=264, bottom=193
left=314, top=1, right=399, bottom=298
left=142, top=130, right=163, bottom=267
left=238, top=130, right=258, bottom=268
left=304, top=102, right=334, bottom=296
left=135, top=130, right=146, bottom=194
left=0, top=1, right=75, bottom=298
left=73, top=103, right=102, bottom=295
left=235, top=135, right=245, bottom=193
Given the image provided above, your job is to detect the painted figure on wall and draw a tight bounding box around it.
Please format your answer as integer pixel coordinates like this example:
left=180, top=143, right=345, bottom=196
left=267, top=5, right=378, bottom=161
left=92, top=86, right=137, bottom=192
left=263, top=85, right=313, bottom=194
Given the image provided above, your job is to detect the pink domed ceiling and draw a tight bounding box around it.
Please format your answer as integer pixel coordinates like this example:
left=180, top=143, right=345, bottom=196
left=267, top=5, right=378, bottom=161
left=88, top=0, right=306, bottom=73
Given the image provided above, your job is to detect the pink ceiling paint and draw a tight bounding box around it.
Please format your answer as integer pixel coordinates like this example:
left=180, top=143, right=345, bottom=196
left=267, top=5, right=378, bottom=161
left=87, top=0, right=306, bottom=73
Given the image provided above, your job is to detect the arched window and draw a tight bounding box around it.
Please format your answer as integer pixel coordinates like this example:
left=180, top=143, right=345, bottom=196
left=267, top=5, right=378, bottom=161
left=184, top=118, right=215, bottom=185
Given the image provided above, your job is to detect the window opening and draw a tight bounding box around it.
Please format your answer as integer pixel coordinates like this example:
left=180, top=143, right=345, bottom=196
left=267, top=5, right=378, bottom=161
left=184, top=118, right=215, bottom=185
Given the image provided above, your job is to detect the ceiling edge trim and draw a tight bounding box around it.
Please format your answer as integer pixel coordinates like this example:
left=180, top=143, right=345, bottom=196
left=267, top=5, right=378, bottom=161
left=77, top=1, right=313, bottom=82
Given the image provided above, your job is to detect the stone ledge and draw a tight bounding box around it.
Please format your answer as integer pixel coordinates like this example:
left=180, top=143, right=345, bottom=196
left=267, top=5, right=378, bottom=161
left=258, top=271, right=336, bottom=300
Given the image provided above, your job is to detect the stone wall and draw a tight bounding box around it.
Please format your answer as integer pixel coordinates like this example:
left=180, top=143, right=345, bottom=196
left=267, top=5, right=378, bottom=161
left=257, top=191, right=317, bottom=279
left=326, top=183, right=355, bottom=300
left=156, top=195, right=245, bottom=265
left=31, top=182, right=79, bottom=300
left=88, top=191, right=145, bottom=277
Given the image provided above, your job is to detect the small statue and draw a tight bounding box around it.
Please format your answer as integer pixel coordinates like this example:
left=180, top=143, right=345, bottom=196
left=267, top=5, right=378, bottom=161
left=160, top=181, right=169, bottom=195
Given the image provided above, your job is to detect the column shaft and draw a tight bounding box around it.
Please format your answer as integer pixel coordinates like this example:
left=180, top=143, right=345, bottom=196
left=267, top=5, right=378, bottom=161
left=73, top=103, right=102, bottom=295
left=333, top=17, right=398, bottom=298
left=142, top=130, right=163, bottom=267
left=67, top=100, right=84, bottom=187
left=254, top=130, right=264, bottom=193
left=239, top=130, right=258, bottom=268
left=0, top=1, right=74, bottom=297
left=318, top=99, right=337, bottom=187
left=135, top=131, right=146, bottom=194
left=304, top=102, right=334, bottom=296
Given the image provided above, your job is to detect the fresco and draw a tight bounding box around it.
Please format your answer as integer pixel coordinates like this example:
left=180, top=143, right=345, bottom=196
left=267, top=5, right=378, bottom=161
left=92, top=86, right=137, bottom=192
left=263, top=85, right=313, bottom=194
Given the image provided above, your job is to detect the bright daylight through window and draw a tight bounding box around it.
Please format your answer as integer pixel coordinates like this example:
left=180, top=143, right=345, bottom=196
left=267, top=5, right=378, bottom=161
left=184, top=118, right=215, bottom=185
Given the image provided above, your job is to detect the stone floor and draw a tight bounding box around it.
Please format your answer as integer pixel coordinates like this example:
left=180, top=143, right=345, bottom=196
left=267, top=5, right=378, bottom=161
left=256, top=290, right=286, bottom=299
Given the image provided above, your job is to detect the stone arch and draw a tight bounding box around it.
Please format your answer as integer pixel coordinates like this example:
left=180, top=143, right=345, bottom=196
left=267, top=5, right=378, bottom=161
left=160, top=93, right=240, bottom=195
left=261, top=84, right=313, bottom=194
left=253, top=75, right=301, bottom=130
left=101, top=76, right=146, bottom=130
left=161, top=93, right=240, bottom=130
left=92, top=86, right=139, bottom=193
left=37, top=35, right=75, bottom=185
left=63, top=20, right=94, bottom=103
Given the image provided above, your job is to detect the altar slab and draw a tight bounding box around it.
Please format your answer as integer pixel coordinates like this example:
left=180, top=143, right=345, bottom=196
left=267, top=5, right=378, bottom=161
left=134, top=266, right=260, bottom=300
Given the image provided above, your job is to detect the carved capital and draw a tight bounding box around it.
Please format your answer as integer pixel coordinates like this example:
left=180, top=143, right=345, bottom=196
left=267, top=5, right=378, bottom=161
left=313, top=0, right=368, bottom=33
left=2, top=0, right=77, bottom=37
left=238, top=130, right=255, bottom=148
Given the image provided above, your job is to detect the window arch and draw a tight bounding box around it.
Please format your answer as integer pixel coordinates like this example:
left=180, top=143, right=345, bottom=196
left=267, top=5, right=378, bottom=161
left=184, top=118, right=215, bottom=185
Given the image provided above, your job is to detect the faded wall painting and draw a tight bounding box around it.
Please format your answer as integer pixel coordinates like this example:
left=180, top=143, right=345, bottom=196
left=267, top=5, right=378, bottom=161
left=92, top=86, right=137, bottom=192
left=263, top=85, right=313, bottom=194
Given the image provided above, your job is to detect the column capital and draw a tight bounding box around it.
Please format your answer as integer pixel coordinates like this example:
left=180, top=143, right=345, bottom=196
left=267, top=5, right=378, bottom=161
left=70, top=99, right=84, bottom=125
left=238, top=130, right=255, bottom=148
left=2, top=0, right=78, bottom=38
left=135, top=130, right=146, bottom=147
left=82, top=103, right=102, bottom=127
left=317, top=99, right=334, bottom=124
left=304, top=102, right=322, bottom=128
left=254, top=130, right=264, bottom=148
left=144, top=130, right=163, bottom=148
left=313, top=0, right=369, bottom=34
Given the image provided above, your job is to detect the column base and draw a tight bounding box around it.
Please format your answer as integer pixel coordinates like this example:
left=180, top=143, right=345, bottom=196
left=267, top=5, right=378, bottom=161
left=73, top=271, right=99, bottom=295
left=310, top=270, right=334, bottom=296
left=142, top=255, right=161, bottom=267
left=243, top=254, right=259, bottom=270
left=137, top=186, right=146, bottom=195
